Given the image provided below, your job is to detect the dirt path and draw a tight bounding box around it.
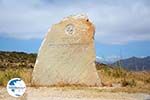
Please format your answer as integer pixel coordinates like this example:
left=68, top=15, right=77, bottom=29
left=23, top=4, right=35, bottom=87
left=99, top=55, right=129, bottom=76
left=0, top=87, right=150, bottom=100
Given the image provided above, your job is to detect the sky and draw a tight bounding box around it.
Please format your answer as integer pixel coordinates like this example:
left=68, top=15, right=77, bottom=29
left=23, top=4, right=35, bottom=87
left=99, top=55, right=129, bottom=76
left=0, top=0, right=150, bottom=62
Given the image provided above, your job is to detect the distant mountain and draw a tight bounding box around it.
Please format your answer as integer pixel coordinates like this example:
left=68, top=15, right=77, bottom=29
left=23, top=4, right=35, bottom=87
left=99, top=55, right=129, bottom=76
left=112, top=56, right=150, bottom=71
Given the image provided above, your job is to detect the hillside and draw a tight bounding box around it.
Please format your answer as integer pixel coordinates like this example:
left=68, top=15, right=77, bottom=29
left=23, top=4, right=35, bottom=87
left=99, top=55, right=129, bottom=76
left=0, top=51, right=36, bottom=70
left=1, top=51, right=150, bottom=71
left=112, top=56, right=150, bottom=71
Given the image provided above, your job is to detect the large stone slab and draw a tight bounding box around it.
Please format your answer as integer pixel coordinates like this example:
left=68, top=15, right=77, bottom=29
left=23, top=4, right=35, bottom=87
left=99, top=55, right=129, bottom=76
left=32, top=14, right=101, bottom=86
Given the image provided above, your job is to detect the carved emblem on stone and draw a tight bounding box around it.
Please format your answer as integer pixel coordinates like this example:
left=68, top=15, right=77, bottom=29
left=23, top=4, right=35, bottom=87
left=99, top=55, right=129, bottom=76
left=65, top=24, right=75, bottom=35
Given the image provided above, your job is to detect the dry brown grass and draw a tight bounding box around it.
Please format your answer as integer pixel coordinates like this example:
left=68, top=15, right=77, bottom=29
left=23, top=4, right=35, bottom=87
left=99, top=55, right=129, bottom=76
left=19, top=68, right=33, bottom=86
left=97, top=65, right=150, bottom=94
left=0, top=68, right=32, bottom=86
left=0, top=64, right=150, bottom=94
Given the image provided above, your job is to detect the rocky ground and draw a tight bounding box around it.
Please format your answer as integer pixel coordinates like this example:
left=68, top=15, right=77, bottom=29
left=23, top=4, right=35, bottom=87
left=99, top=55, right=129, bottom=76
left=0, top=87, right=150, bottom=100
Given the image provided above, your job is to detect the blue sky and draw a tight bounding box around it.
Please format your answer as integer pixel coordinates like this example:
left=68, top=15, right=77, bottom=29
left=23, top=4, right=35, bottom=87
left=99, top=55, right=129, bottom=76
left=0, top=0, right=150, bottom=62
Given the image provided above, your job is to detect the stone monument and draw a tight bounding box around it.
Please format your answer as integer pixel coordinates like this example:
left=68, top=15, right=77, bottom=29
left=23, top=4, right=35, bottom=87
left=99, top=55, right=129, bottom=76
left=32, top=14, right=101, bottom=86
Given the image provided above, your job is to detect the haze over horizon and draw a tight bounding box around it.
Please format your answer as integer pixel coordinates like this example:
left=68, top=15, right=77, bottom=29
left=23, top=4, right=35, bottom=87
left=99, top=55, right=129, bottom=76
left=0, top=0, right=150, bottom=62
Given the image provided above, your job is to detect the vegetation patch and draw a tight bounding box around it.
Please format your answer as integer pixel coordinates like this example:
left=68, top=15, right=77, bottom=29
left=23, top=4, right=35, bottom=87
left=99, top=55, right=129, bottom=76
left=0, top=68, right=32, bottom=86
left=96, top=63, right=150, bottom=94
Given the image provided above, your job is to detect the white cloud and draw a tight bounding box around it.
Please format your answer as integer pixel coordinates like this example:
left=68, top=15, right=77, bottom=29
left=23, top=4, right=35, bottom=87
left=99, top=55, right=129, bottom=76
left=0, top=0, right=150, bottom=44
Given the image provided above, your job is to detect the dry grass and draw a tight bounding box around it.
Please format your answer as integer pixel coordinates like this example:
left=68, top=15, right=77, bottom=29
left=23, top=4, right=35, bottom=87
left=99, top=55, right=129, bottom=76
left=0, top=68, right=32, bottom=86
left=0, top=64, right=150, bottom=94
left=97, top=65, right=150, bottom=94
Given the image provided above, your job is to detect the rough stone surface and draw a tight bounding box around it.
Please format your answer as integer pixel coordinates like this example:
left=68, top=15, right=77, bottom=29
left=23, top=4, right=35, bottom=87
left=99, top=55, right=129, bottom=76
left=32, top=14, right=101, bottom=86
